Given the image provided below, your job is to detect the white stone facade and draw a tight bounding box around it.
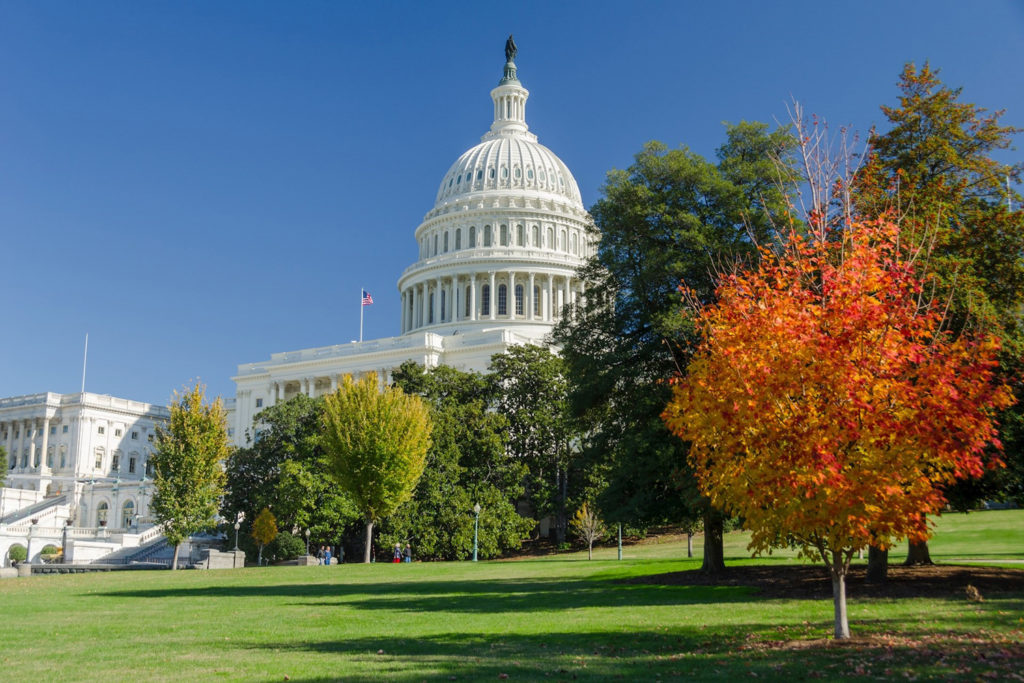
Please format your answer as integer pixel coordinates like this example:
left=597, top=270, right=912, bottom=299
left=0, top=392, right=169, bottom=564
left=230, top=48, right=592, bottom=445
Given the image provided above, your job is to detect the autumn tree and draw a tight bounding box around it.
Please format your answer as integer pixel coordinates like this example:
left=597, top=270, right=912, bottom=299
left=857, top=63, right=1024, bottom=567
left=570, top=503, right=607, bottom=560
left=151, top=383, right=231, bottom=570
left=250, top=507, right=277, bottom=566
left=322, top=373, right=432, bottom=563
left=554, top=124, right=799, bottom=572
left=663, top=219, right=1013, bottom=639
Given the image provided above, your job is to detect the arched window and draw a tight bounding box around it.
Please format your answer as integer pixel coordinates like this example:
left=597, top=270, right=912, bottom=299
left=514, top=166, right=521, bottom=180
left=532, top=225, right=539, bottom=247
left=121, top=500, right=135, bottom=528
left=499, top=224, right=507, bottom=246
left=501, top=167, right=508, bottom=179
left=455, top=228, right=462, bottom=250
left=516, top=225, right=525, bottom=246
left=571, top=232, right=578, bottom=254
left=534, top=285, right=541, bottom=316
left=489, top=167, right=495, bottom=179
left=484, top=226, right=492, bottom=247
left=443, top=232, right=449, bottom=252
left=515, top=285, right=524, bottom=315
left=546, top=227, right=554, bottom=249
left=97, top=502, right=109, bottom=526
left=469, top=226, right=477, bottom=247
left=429, top=293, right=435, bottom=324
left=560, top=229, right=567, bottom=251
left=498, top=284, right=508, bottom=316
left=477, top=169, right=483, bottom=181
left=465, top=286, right=471, bottom=317
left=481, top=285, right=491, bottom=316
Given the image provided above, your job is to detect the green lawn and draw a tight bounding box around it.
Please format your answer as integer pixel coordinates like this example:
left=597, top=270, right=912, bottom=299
left=1, top=510, right=1021, bottom=681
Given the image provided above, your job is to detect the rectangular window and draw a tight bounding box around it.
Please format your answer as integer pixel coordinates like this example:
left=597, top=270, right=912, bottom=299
left=146, top=461, right=154, bottom=477
left=98, top=426, right=105, bottom=435
left=255, top=398, right=263, bottom=408
left=62, top=425, right=68, bottom=433
left=112, top=455, right=120, bottom=471
left=129, top=457, right=136, bottom=474
left=131, top=431, right=138, bottom=440
left=498, top=285, right=508, bottom=316
left=115, top=428, right=123, bottom=437
left=50, top=426, right=56, bottom=435
left=95, top=450, right=103, bottom=469
left=148, top=434, right=154, bottom=443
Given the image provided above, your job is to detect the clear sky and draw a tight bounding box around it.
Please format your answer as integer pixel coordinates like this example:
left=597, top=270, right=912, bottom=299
left=2, top=1, right=1022, bottom=406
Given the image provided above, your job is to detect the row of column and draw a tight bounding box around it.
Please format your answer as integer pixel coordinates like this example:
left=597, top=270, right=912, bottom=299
left=400, top=271, right=581, bottom=333
left=2, top=416, right=51, bottom=475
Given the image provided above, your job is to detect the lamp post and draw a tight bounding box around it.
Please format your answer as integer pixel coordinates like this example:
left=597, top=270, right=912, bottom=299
left=472, top=503, right=481, bottom=562
left=234, top=521, right=241, bottom=551
left=305, top=528, right=311, bottom=556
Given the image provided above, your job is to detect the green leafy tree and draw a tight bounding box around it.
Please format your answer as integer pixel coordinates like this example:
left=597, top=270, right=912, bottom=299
left=222, top=395, right=359, bottom=551
left=570, top=503, right=607, bottom=560
left=488, top=345, right=579, bottom=543
left=384, top=362, right=533, bottom=560
left=322, top=373, right=432, bottom=563
left=554, top=124, right=798, bottom=572
left=250, top=507, right=277, bottom=566
left=856, top=63, right=1024, bottom=568
left=151, top=383, right=231, bottom=570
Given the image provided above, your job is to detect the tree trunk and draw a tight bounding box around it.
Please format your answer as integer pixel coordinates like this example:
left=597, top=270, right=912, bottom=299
left=687, top=531, right=693, bottom=559
left=171, top=543, right=180, bottom=571
left=258, top=544, right=263, bottom=566
left=363, top=520, right=374, bottom=564
left=700, top=508, right=725, bottom=575
left=904, top=540, right=933, bottom=565
left=588, top=540, right=593, bottom=560
left=830, top=566, right=851, bottom=639
left=555, top=467, right=568, bottom=545
left=866, top=545, right=888, bottom=583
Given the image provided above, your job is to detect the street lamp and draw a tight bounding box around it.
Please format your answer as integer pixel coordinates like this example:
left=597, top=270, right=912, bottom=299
left=234, top=521, right=241, bottom=551
left=305, top=528, right=311, bottom=556
left=472, top=503, right=481, bottom=562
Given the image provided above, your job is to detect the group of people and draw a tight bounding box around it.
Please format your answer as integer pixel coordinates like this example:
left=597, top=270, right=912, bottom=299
left=315, top=545, right=340, bottom=565
left=393, top=543, right=412, bottom=563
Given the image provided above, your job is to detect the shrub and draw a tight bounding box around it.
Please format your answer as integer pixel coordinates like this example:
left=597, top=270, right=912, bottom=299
left=266, top=532, right=306, bottom=563
left=7, top=544, right=27, bottom=563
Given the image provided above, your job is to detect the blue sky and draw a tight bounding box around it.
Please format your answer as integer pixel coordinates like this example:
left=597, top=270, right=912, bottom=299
left=2, top=1, right=1022, bottom=406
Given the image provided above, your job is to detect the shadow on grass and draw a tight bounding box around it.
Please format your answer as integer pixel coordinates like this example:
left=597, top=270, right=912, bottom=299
left=94, top=576, right=756, bottom=613
left=238, top=615, right=1024, bottom=683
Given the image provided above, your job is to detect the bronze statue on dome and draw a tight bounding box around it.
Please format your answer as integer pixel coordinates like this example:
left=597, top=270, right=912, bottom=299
left=505, top=35, right=517, bottom=63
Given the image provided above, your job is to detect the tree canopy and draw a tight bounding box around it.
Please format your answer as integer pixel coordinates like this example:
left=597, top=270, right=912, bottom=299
left=663, top=218, right=1013, bottom=638
left=322, top=373, right=432, bottom=562
left=151, top=383, right=231, bottom=569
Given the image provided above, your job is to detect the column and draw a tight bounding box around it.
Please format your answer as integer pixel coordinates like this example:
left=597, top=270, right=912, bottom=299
left=4, top=421, right=12, bottom=469
left=489, top=271, right=496, bottom=320
left=434, top=276, right=441, bottom=325
left=564, top=277, right=571, bottom=318
left=17, top=419, right=26, bottom=470
left=509, top=271, right=516, bottom=319
left=410, top=284, right=419, bottom=330
left=40, top=417, right=51, bottom=475
left=470, top=274, right=477, bottom=321
left=546, top=274, right=554, bottom=322
left=330, top=374, right=338, bottom=393
left=528, top=273, right=536, bottom=320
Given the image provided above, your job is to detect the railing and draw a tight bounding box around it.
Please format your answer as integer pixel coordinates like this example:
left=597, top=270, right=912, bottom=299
left=0, top=494, right=67, bottom=525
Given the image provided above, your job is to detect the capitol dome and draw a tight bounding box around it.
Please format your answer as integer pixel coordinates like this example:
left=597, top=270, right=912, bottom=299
left=396, top=40, right=592, bottom=345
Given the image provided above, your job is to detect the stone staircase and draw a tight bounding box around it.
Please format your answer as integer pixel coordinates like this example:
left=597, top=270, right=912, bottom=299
left=0, top=494, right=67, bottom=525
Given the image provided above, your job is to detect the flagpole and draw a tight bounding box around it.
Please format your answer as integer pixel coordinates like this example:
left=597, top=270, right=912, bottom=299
left=359, top=289, right=364, bottom=343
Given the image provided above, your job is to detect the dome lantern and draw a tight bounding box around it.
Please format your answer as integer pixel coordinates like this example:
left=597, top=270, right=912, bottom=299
left=485, top=36, right=532, bottom=141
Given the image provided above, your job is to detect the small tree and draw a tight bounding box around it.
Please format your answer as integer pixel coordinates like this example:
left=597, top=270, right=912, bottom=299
left=663, top=219, right=1013, bottom=639
left=570, top=503, right=607, bottom=560
left=151, top=383, right=231, bottom=570
left=251, top=507, right=277, bottom=566
left=322, top=373, right=432, bottom=563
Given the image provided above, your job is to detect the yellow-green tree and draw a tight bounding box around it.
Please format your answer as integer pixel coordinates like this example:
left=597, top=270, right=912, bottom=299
left=322, top=373, right=432, bottom=563
left=151, top=383, right=231, bottom=570
left=570, top=503, right=607, bottom=560
left=250, top=507, right=277, bottom=566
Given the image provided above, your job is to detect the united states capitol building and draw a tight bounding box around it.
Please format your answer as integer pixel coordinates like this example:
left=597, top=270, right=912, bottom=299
left=1, top=40, right=592, bottom=566
left=228, top=42, right=592, bottom=443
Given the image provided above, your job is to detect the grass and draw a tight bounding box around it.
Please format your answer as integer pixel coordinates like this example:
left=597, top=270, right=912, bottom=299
left=0, top=510, right=1021, bottom=681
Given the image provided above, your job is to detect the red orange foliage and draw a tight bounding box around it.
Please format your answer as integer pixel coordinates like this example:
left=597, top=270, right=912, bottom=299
left=662, top=219, right=1013, bottom=635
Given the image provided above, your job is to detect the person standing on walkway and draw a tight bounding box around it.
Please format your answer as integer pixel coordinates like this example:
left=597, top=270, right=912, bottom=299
left=324, top=545, right=332, bottom=566
left=393, top=544, right=402, bottom=563
left=403, top=543, right=412, bottom=563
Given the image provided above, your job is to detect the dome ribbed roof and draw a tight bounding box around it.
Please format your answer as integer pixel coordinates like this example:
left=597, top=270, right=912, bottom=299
left=434, top=136, right=582, bottom=206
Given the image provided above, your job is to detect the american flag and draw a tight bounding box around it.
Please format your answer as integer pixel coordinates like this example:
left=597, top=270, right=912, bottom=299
left=362, top=290, right=374, bottom=306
